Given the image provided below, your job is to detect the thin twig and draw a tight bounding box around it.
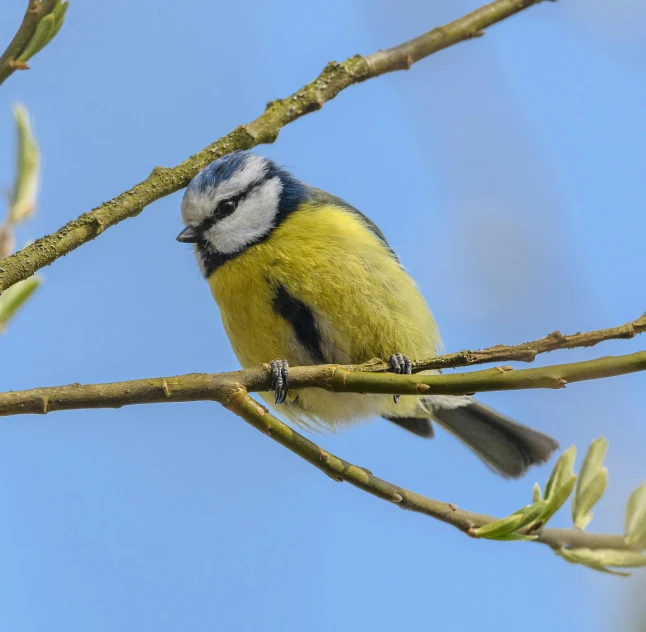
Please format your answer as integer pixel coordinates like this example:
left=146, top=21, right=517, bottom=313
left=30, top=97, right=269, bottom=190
left=0, top=0, right=554, bottom=294
left=411, top=313, right=646, bottom=372
left=223, top=387, right=633, bottom=552
left=0, top=0, right=58, bottom=86
left=1, top=377, right=632, bottom=552
left=1, top=346, right=645, bottom=417
left=0, top=322, right=642, bottom=554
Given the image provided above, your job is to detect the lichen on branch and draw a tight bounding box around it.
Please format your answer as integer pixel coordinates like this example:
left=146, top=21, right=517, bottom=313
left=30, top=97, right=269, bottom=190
left=0, top=0, right=553, bottom=295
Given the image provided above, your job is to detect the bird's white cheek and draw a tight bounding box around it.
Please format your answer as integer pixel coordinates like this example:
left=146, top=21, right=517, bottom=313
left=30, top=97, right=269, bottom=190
left=207, top=177, right=283, bottom=254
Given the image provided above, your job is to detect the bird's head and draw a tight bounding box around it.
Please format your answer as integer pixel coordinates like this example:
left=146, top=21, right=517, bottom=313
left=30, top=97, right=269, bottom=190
left=178, top=151, right=306, bottom=276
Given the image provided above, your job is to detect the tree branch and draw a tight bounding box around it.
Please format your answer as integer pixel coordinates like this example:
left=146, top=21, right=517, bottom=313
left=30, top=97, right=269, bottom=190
left=0, top=317, right=641, bottom=557
left=0, top=0, right=553, bottom=294
left=0, top=0, right=58, bottom=86
left=412, top=312, right=646, bottom=372
left=0, top=324, right=646, bottom=416
left=1, top=0, right=640, bottom=571
left=223, top=387, right=632, bottom=552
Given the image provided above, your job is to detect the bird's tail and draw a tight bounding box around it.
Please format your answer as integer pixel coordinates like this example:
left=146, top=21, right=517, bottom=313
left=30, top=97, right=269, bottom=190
left=385, top=396, right=559, bottom=479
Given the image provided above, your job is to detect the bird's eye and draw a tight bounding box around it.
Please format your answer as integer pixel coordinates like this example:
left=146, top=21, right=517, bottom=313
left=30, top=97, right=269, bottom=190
left=219, top=199, right=237, bottom=216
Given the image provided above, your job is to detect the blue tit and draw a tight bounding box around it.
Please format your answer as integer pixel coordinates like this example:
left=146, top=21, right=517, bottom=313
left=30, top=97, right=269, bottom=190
left=177, top=151, right=558, bottom=478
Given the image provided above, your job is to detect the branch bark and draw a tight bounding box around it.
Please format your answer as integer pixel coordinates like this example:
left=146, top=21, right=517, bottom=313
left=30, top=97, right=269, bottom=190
left=0, top=0, right=553, bottom=294
left=1, top=0, right=639, bottom=562
left=0, top=0, right=58, bottom=86
left=223, top=387, right=632, bottom=552
left=1, top=339, right=644, bottom=417
left=413, top=312, right=646, bottom=372
left=0, top=317, right=641, bottom=554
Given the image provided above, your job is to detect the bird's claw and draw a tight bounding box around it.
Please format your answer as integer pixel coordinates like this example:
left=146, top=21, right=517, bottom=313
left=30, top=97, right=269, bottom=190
left=389, top=353, right=412, bottom=404
left=270, top=359, right=289, bottom=405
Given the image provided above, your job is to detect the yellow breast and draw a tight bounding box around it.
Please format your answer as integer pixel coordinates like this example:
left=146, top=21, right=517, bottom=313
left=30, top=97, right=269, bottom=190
left=207, top=202, right=441, bottom=427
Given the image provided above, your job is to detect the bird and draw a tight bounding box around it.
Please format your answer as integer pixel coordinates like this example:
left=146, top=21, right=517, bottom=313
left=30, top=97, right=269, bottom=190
left=177, top=151, right=559, bottom=478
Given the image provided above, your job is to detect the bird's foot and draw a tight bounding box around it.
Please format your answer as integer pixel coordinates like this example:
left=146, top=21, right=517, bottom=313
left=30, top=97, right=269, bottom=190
left=389, top=353, right=412, bottom=404
left=270, top=359, right=289, bottom=404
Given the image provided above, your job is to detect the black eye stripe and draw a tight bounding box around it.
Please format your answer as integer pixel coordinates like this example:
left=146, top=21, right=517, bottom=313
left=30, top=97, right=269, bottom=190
left=197, top=179, right=263, bottom=232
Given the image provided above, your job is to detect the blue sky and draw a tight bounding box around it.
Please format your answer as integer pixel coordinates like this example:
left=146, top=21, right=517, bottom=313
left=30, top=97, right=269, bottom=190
left=1, top=1, right=645, bottom=630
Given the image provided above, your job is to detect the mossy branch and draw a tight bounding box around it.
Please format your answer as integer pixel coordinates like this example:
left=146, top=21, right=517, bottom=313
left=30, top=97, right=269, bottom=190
left=0, top=0, right=553, bottom=295
left=0, top=0, right=62, bottom=86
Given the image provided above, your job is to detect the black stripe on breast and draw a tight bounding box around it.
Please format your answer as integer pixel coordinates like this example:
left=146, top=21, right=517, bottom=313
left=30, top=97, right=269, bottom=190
left=272, top=284, right=325, bottom=364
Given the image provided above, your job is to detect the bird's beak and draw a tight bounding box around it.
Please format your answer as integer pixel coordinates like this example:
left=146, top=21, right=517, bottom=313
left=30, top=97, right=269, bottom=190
left=176, top=226, right=200, bottom=243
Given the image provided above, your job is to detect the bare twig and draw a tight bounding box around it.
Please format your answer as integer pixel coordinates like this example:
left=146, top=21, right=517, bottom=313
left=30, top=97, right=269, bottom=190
left=0, top=321, right=642, bottom=556
left=0, top=0, right=554, bottom=294
left=1, top=346, right=645, bottom=417
left=222, top=387, right=632, bottom=552
left=411, top=313, right=646, bottom=372
left=0, top=368, right=635, bottom=553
